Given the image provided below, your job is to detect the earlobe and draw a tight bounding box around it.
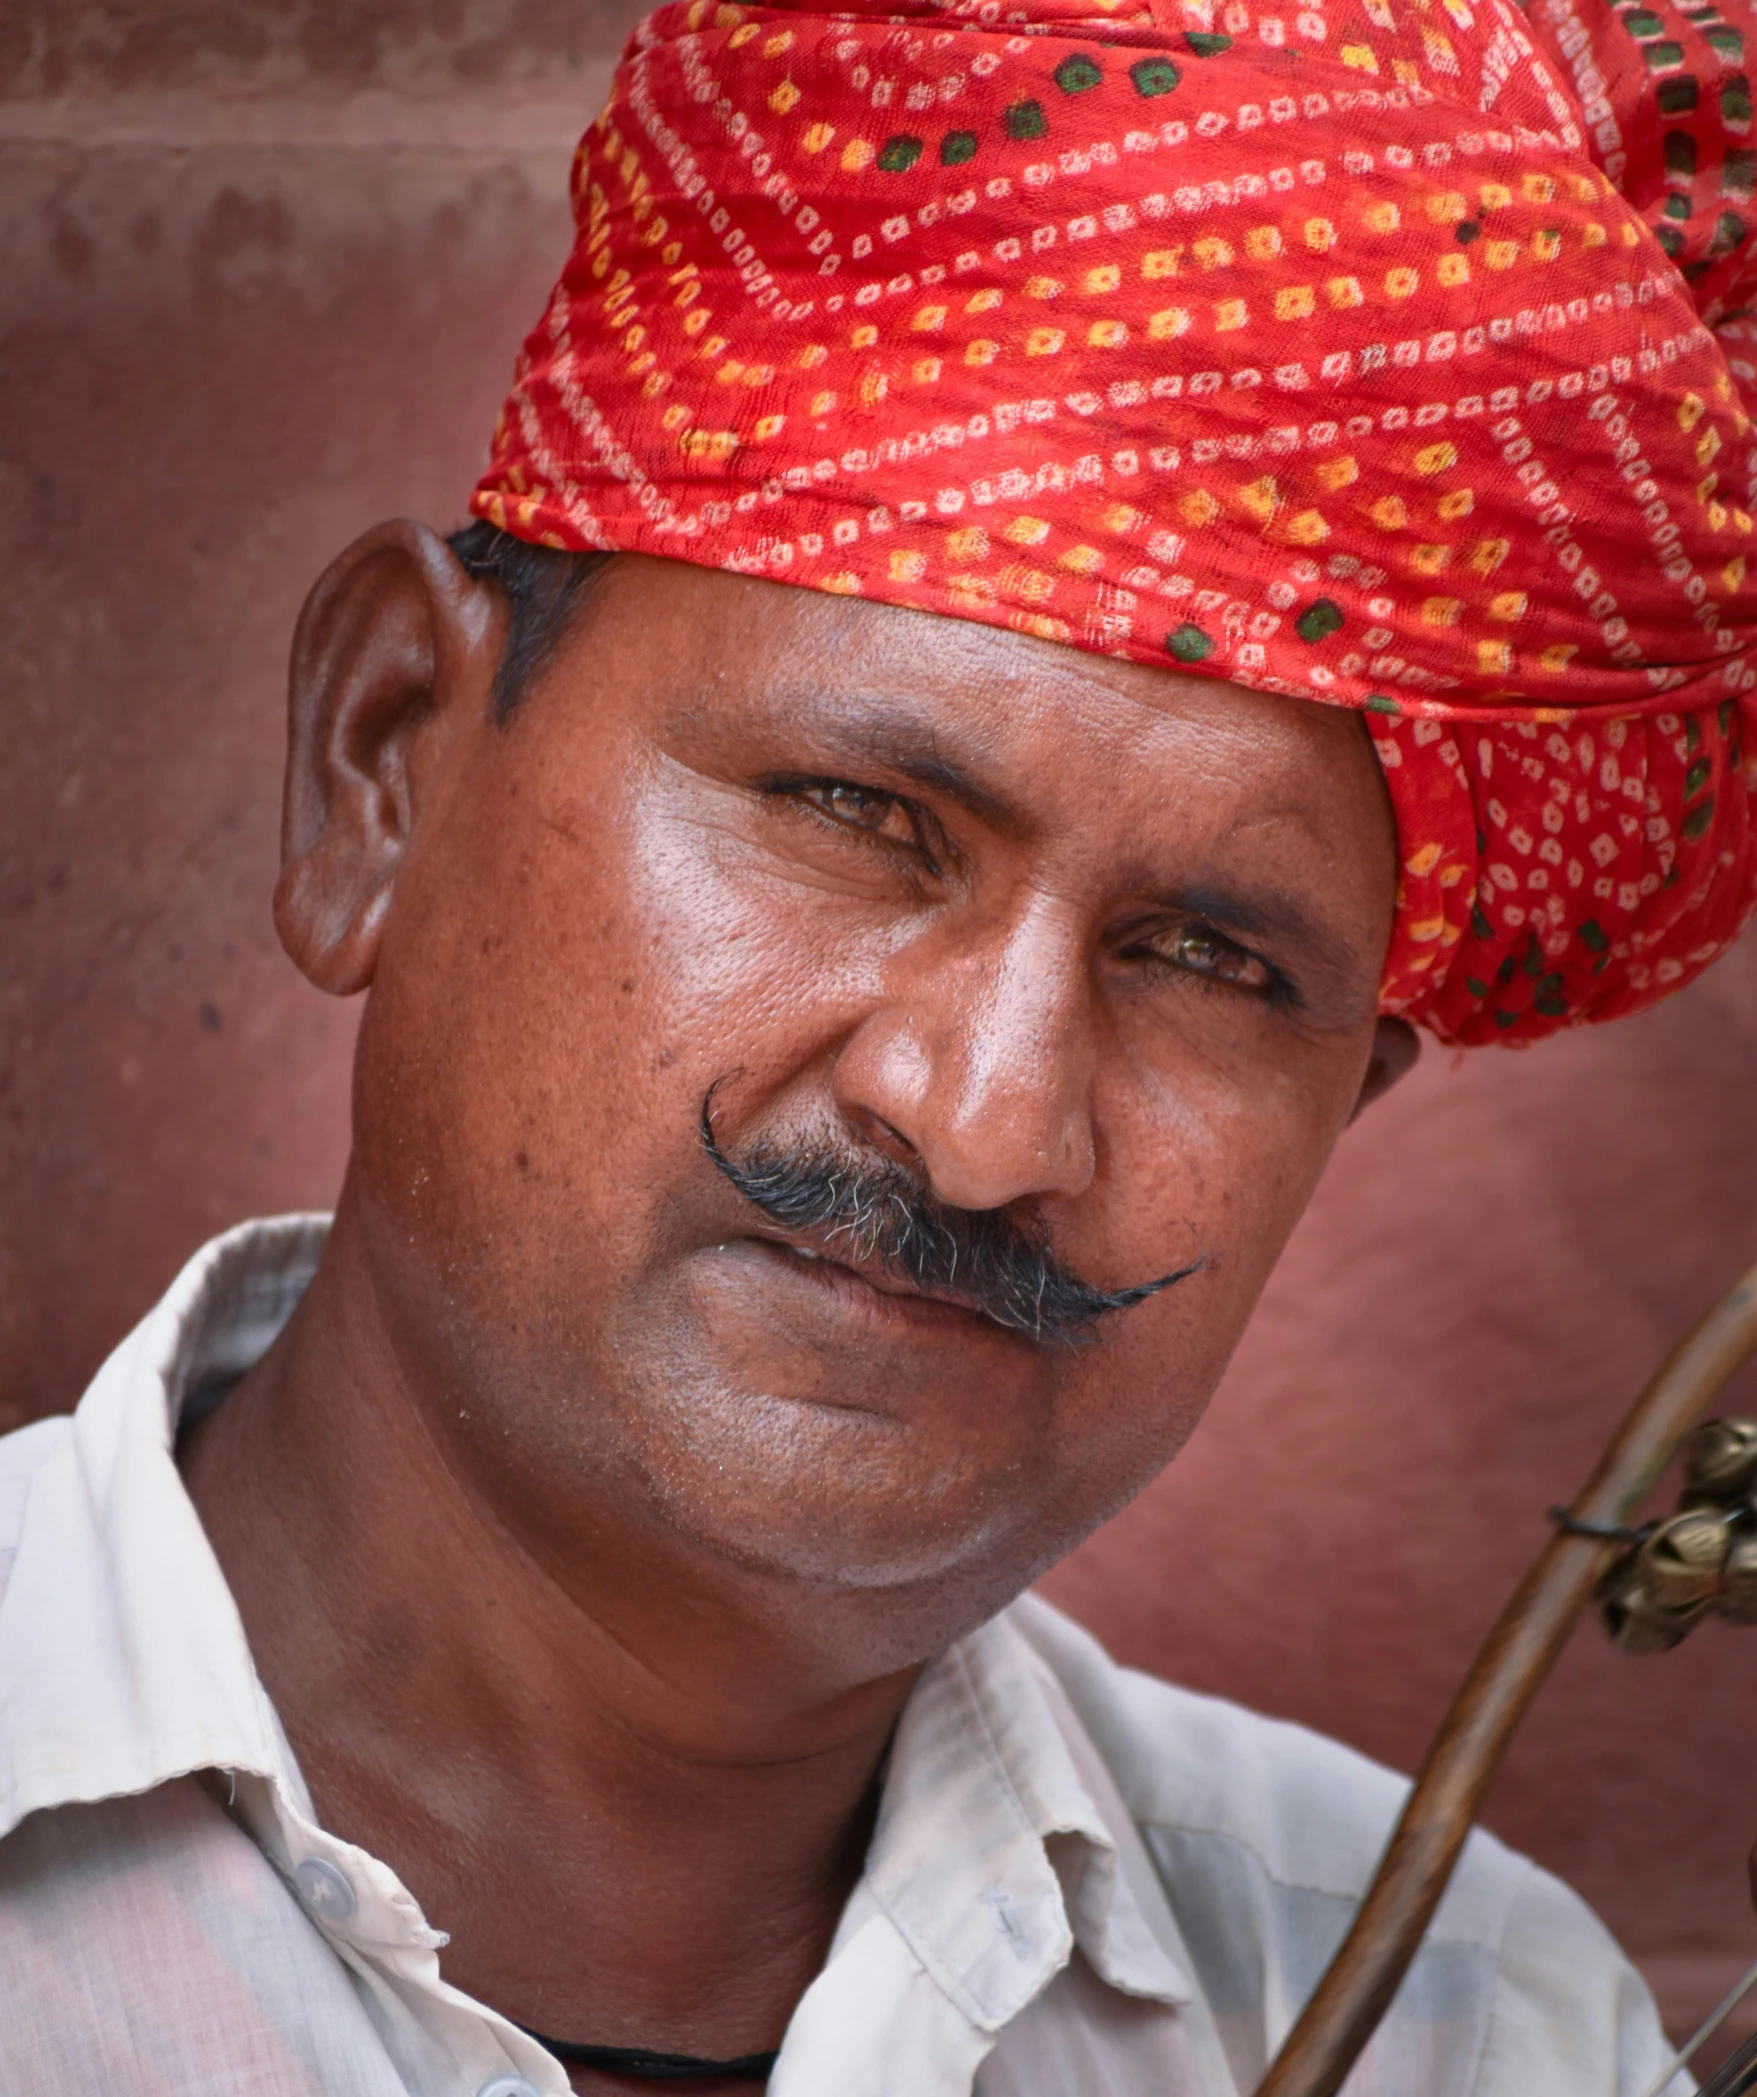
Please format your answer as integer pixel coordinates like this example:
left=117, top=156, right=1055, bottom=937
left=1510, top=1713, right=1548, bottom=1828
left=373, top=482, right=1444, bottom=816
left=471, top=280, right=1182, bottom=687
left=274, top=519, right=500, bottom=996
left=1348, top=1015, right=1422, bottom=1123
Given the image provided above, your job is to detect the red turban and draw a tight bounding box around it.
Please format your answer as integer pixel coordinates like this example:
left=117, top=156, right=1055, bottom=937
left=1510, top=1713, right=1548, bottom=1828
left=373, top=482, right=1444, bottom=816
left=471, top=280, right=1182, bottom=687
left=473, top=0, right=1757, bottom=1042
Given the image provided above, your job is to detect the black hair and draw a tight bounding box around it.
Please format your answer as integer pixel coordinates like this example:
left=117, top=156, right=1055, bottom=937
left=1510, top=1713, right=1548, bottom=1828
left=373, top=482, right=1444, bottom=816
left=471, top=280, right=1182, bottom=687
left=699, top=1083, right=1203, bottom=1347
left=447, top=518, right=611, bottom=722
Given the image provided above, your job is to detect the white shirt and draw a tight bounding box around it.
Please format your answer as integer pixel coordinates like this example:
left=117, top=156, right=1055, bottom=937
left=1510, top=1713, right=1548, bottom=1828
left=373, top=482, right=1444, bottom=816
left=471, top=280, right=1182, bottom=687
left=0, top=1218, right=1678, bottom=2097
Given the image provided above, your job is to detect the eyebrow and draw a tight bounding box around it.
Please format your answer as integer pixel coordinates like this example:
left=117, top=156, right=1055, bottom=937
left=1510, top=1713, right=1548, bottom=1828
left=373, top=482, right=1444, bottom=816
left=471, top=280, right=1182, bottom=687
left=1165, top=879, right=1368, bottom=1007
left=774, top=700, right=1026, bottom=836
left=738, top=691, right=1379, bottom=1011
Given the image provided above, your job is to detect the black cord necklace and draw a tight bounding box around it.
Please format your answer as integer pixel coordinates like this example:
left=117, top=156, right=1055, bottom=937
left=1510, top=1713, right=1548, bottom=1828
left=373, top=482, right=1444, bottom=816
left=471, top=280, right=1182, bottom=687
left=516, top=2026, right=778, bottom=2082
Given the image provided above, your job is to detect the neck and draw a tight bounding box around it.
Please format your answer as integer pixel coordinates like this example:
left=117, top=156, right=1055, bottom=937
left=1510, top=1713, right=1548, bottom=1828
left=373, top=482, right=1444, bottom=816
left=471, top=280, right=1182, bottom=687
left=180, top=1197, right=918, bottom=2076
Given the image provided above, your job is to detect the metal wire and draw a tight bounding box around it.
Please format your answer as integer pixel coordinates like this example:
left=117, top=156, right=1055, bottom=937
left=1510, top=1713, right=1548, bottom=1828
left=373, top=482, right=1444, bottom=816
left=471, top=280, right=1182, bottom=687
left=1701, top=2026, right=1757, bottom=2097
left=1635, top=1953, right=1757, bottom=2097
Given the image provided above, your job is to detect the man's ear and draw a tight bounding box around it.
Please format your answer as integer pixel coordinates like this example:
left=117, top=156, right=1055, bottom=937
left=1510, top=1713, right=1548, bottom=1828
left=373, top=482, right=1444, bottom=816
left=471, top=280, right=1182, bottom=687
left=1349, top=1015, right=1421, bottom=1124
left=274, top=520, right=502, bottom=996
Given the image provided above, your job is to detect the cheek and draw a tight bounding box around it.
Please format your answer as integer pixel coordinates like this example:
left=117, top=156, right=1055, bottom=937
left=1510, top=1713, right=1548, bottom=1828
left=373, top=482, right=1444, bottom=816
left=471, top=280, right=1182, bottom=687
left=1050, top=1039, right=1367, bottom=1490
left=1109, top=1003, right=1366, bottom=1269
left=348, top=758, right=676, bottom=1307
left=1189, top=1080, right=1351, bottom=1291
left=351, top=745, right=897, bottom=1298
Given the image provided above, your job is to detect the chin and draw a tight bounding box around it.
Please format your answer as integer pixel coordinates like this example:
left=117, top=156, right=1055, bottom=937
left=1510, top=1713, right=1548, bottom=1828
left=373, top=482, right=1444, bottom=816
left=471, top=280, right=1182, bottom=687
left=626, top=1365, right=1060, bottom=1598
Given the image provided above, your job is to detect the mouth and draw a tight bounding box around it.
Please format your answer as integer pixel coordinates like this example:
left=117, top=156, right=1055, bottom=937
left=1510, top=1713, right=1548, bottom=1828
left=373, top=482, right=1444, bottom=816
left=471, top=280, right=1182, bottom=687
left=698, top=1094, right=1204, bottom=1347
left=743, top=1231, right=1008, bottom=1336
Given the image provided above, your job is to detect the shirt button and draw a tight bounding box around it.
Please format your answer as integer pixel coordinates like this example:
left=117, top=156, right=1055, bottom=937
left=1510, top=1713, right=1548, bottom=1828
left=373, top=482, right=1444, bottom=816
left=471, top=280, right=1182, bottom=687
left=293, top=1857, right=357, bottom=1922
left=477, top=2080, right=541, bottom=2097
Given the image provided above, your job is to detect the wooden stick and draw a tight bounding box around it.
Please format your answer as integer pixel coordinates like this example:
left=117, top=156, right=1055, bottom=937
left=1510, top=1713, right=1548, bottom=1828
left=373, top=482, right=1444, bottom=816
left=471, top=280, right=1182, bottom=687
left=1256, top=1262, right=1757, bottom=2097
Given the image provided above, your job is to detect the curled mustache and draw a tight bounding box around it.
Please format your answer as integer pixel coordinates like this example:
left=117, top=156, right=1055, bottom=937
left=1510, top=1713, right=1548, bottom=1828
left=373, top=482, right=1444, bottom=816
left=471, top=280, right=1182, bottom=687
left=700, top=1092, right=1203, bottom=1348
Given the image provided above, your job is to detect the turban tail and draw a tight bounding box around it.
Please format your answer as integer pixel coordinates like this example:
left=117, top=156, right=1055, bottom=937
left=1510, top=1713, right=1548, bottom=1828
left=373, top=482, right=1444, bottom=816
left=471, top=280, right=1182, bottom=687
left=473, top=0, right=1757, bottom=1042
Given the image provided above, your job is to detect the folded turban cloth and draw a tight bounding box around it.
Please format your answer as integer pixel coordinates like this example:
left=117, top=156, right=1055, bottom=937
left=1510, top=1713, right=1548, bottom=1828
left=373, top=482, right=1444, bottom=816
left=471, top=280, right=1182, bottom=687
left=472, top=0, right=1757, bottom=1042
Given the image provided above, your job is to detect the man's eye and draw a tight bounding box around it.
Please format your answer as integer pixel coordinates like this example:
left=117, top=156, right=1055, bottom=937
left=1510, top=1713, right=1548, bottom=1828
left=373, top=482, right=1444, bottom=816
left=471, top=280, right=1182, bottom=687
left=798, top=781, right=919, bottom=849
left=1154, top=924, right=1274, bottom=992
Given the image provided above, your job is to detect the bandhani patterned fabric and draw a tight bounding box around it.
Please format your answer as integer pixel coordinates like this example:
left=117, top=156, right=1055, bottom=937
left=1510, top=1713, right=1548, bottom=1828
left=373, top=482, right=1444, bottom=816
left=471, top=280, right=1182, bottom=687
left=472, top=0, right=1757, bottom=1042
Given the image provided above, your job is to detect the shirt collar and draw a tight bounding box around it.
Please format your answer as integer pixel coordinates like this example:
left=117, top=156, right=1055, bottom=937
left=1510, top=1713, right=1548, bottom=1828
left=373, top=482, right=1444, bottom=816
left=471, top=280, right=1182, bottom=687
left=0, top=1214, right=328, bottom=1839
left=863, top=1610, right=1191, bottom=2032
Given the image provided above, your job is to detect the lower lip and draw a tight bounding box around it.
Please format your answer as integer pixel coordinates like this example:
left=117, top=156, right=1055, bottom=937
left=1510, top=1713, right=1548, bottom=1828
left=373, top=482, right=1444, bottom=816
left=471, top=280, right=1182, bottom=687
left=742, top=1236, right=1017, bottom=1341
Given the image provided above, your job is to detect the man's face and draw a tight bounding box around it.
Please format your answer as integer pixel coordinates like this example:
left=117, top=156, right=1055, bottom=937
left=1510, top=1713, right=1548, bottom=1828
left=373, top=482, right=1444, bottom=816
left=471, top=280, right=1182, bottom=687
left=341, top=553, right=1400, bottom=1639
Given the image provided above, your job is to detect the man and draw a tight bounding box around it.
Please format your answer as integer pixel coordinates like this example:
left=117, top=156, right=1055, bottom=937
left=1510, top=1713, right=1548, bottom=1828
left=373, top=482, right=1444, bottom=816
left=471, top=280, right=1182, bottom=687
left=2, top=0, right=1753, bottom=2089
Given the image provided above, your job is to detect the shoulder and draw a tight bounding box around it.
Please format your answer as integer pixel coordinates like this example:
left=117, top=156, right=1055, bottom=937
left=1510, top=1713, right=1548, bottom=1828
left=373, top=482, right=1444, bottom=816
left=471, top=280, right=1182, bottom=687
left=1003, top=1590, right=1429, bottom=1899
left=0, top=1415, right=70, bottom=1605
left=0, top=1778, right=407, bottom=2094
left=1002, top=1593, right=1673, bottom=2092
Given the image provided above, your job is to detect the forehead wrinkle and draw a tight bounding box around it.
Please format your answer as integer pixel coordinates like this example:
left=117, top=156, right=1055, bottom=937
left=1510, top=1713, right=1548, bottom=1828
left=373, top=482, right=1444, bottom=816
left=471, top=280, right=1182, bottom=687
left=731, top=648, right=1339, bottom=840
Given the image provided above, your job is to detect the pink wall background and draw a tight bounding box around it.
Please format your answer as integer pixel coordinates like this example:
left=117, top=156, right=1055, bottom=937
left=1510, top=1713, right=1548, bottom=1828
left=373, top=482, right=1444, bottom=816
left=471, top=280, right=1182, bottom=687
left=4, top=2, right=1755, bottom=2066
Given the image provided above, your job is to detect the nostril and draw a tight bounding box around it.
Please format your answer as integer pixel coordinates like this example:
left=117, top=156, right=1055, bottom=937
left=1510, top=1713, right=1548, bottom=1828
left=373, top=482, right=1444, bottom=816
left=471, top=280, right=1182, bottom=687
left=860, top=1111, right=928, bottom=1177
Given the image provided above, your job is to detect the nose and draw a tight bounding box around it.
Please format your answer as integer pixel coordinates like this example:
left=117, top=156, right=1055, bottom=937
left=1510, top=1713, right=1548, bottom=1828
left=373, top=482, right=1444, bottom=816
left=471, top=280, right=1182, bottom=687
left=832, top=894, right=1098, bottom=1213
